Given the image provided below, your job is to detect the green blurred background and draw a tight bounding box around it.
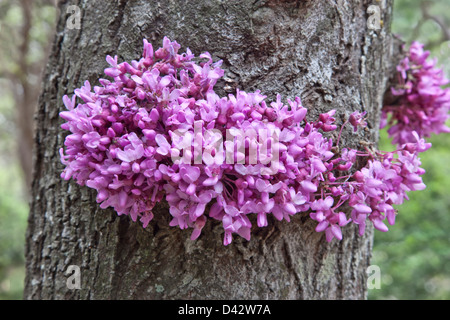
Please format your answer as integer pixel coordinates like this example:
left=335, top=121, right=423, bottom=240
left=369, top=0, right=450, bottom=300
left=0, top=0, right=448, bottom=300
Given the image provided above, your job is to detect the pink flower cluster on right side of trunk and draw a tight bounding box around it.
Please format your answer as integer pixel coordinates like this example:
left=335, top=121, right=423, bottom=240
left=58, top=38, right=449, bottom=245
left=381, top=41, right=450, bottom=146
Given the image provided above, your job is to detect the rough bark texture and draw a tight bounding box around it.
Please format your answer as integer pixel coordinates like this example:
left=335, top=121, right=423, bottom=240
left=25, top=0, right=400, bottom=299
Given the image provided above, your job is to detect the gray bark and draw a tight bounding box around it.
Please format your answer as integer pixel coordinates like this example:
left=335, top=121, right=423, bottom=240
left=24, top=0, right=400, bottom=299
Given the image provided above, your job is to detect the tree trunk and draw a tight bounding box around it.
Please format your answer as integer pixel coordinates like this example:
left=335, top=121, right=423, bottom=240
left=24, top=0, right=399, bottom=300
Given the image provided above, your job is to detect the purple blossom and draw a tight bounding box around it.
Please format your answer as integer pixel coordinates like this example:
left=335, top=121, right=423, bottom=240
left=381, top=41, right=450, bottom=145
left=59, top=38, right=446, bottom=246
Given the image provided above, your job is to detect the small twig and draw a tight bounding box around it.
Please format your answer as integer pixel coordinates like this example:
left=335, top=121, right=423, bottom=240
left=420, top=1, right=450, bottom=44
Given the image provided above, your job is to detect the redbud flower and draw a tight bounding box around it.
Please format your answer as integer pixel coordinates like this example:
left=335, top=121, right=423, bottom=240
left=381, top=41, right=450, bottom=145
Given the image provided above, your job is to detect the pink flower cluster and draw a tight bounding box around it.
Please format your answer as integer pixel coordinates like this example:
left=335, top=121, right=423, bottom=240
left=60, top=37, right=224, bottom=228
left=381, top=41, right=450, bottom=145
left=59, top=38, right=442, bottom=245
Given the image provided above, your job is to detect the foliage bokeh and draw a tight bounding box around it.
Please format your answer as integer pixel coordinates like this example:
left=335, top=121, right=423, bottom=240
left=0, top=0, right=56, bottom=300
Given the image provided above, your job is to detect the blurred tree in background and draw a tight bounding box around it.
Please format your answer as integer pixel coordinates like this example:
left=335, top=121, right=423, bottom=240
left=0, top=0, right=56, bottom=299
left=0, top=0, right=448, bottom=299
left=0, top=0, right=56, bottom=189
